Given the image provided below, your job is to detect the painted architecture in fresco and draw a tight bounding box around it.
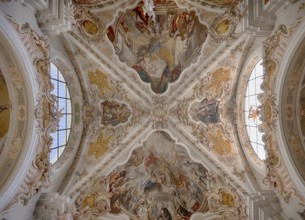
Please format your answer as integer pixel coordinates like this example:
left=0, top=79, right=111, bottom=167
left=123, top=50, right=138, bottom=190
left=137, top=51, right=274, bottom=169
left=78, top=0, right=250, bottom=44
left=108, top=0, right=208, bottom=93
left=107, top=131, right=208, bottom=219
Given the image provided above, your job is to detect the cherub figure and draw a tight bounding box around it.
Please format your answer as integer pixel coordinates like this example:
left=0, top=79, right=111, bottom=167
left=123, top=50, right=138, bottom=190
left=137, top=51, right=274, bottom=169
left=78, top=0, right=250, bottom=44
left=143, top=0, right=156, bottom=22
left=248, top=105, right=261, bottom=121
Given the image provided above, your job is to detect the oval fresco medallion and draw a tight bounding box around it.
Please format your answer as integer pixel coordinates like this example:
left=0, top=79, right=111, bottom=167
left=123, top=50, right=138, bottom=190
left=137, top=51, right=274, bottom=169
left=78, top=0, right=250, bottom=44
left=107, top=0, right=208, bottom=93
left=215, top=19, right=230, bottom=35
left=82, top=19, right=99, bottom=36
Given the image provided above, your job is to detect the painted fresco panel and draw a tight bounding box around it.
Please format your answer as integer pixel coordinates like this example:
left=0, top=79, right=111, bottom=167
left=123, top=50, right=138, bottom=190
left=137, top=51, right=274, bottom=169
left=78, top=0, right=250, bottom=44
left=100, top=100, right=131, bottom=126
left=108, top=131, right=209, bottom=219
left=108, top=1, right=208, bottom=93
left=189, top=99, right=219, bottom=124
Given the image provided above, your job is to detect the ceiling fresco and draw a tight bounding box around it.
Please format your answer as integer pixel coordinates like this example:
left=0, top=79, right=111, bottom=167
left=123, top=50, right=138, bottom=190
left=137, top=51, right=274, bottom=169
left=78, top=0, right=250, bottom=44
left=189, top=98, right=219, bottom=124
left=107, top=131, right=209, bottom=219
left=3, top=1, right=305, bottom=218
left=107, top=1, right=208, bottom=93
left=58, top=0, right=256, bottom=219
left=73, top=131, right=247, bottom=220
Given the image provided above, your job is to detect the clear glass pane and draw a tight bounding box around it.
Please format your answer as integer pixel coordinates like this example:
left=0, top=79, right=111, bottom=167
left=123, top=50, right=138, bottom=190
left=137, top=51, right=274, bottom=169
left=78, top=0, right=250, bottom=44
left=247, top=80, right=256, bottom=95
left=256, top=60, right=264, bottom=76
left=67, top=114, right=72, bottom=127
left=58, top=98, right=66, bottom=113
left=66, top=129, right=71, bottom=141
left=256, top=76, right=264, bottom=93
left=256, top=131, right=264, bottom=145
left=247, top=95, right=257, bottom=108
left=58, top=82, right=66, bottom=97
left=257, top=145, right=266, bottom=160
left=51, top=132, right=58, bottom=148
left=66, top=101, right=72, bottom=114
left=59, top=115, right=67, bottom=129
left=58, top=146, right=65, bottom=158
left=66, top=87, right=71, bottom=99
left=58, top=71, right=64, bottom=82
left=51, top=63, right=57, bottom=79
left=51, top=79, right=58, bottom=94
left=50, top=148, right=58, bottom=165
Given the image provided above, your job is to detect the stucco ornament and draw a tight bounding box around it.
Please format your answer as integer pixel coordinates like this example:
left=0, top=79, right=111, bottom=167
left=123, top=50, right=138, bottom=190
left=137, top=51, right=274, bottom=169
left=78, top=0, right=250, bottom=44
left=205, top=172, right=247, bottom=219
left=3, top=15, right=54, bottom=208
left=75, top=177, right=110, bottom=219
left=209, top=2, right=246, bottom=42
left=261, top=18, right=305, bottom=204
left=9, top=65, right=23, bottom=90
left=150, top=96, right=169, bottom=129
left=69, top=3, right=106, bottom=43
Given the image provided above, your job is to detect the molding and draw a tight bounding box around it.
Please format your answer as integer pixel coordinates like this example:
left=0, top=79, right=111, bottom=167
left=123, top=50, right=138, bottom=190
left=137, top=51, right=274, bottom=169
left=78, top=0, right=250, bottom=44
left=247, top=191, right=288, bottom=220
left=261, top=16, right=305, bottom=203
left=23, top=0, right=49, bottom=11
left=34, top=192, right=76, bottom=219
left=274, top=18, right=305, bottom=201
left=0, top=13, right=37, bottom=212
left=34, top=0, right=71, bottom=36
left=242, top=0, right=289, bottom=36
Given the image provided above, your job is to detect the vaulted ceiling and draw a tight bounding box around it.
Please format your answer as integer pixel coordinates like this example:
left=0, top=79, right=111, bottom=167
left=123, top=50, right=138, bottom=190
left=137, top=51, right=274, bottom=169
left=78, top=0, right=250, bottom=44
left=1, top=0, right=305, bottom=219
left=55, top=0, right=257, bottom=219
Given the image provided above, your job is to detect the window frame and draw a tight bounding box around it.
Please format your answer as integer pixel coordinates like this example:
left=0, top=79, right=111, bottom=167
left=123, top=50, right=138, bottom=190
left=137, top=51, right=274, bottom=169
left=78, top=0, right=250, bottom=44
left=49, top=63, right=72, bottom=165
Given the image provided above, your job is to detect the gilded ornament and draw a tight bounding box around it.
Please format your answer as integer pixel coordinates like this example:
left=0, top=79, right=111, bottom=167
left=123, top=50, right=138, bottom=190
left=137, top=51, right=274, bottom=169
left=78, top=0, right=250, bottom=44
left=88, top=69, right=113, bottom=96
left=87, top=131, right=112, bottom=158
left=216, top=19, right=229, bottom=34
left=205, top=68, right=231, bottom=98
left=208, top=127, right=232, bottom=155
left=82, top=20, right=98, bottom=35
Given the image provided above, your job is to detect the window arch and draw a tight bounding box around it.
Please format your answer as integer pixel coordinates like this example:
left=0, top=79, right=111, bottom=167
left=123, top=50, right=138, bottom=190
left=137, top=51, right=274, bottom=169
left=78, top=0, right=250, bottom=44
left=244, top=59, right=266, bottom=160
left=49, top=63, right=72, bottom=165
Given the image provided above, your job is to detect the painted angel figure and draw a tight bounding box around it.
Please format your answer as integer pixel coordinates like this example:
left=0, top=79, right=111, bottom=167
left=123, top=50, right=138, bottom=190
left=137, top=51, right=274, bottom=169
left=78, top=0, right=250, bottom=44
left=143, top=0, right=156, bottom=22
left=248, top=105, right=261, bottom=122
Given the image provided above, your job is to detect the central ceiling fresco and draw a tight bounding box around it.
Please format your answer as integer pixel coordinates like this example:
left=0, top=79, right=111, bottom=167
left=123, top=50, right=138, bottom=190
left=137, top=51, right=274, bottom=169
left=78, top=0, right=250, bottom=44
left=57, top=0, right=256, bottom=219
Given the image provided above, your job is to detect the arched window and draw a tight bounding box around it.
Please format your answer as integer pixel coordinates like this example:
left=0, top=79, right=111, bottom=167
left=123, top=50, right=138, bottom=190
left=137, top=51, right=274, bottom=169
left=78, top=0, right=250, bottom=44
left=244, top=59, right=266, bottom=160
left=49, top=63, right=72, bottom=165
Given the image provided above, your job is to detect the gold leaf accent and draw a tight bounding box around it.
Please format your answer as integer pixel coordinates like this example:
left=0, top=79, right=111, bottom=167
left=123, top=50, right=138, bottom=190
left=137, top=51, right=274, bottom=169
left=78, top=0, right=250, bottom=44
left=221, top=191, right=234, bottom=207
left=207, top=68, right=230, bottom=96
left=88, top=131, right=112, bottom=158
left=88, top=69, right=113, bottom=96
left=208, top=128, right=232, bottom=155
left=81, top=193, right=96, bottom=209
